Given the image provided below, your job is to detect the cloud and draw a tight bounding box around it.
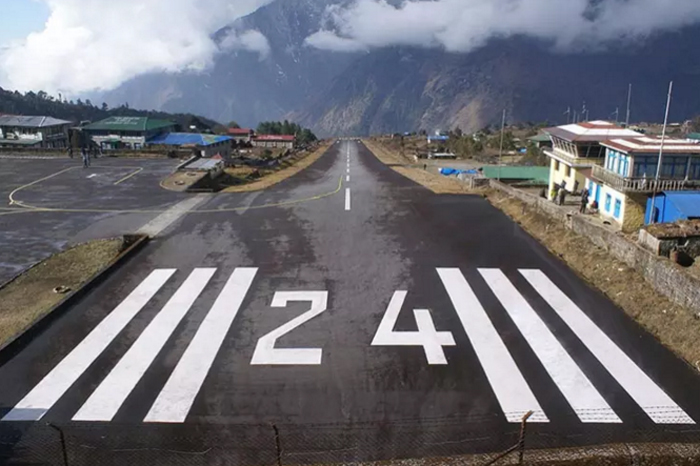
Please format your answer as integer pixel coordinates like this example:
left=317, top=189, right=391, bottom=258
left=0, top=0, right=272, bottom=95
left=306, top=0, right=700, bottom=53
left=220, top=29, right=271, bottom=58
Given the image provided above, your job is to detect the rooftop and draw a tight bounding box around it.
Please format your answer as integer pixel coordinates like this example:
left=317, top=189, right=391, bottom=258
left=481, top=166, right=550, bottom=184
left=527, top=133, right=552, bottom=143
left=147, top=133, right=232, bottom=147
left=545, top=120, right=642, bottom=142
left=601, top=137, right=700, bottom=154
left=83, top=116, right=175, bottom=132
left=0, top=115, right=72, bottom=128
left=228, top=128, right=253, bottom=135
left=687, top=133, right=700, bottom=140
left=254, top=134, right=295, bottom=141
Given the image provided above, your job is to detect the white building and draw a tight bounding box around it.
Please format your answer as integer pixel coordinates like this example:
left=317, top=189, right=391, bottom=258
left=544, top=121, right=642, bottom=199
left=0, top=115, right=72, bottom=149
left=252, top=135, right=295, bottom=149
left=589, top=137, right=700, bottom=230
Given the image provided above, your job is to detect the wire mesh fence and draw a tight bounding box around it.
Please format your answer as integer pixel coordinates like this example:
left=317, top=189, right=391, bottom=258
left=1, top=412, right=700, bottom=466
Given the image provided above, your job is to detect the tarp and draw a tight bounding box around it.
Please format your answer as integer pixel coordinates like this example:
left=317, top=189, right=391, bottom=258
left=439, top=167, right=478, bottom=176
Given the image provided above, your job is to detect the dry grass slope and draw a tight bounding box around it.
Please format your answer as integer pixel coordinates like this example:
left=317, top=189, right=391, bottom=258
left=0, top=238, right=123, bottom=347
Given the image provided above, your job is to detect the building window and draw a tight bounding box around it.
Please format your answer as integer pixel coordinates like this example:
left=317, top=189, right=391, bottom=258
left=565, top=165, right=571, bottom=177
left=605, top=194, right=612, bottom=212
left=554, top=160, right=560, bottom=171
left=614, top=199, right=622, bottom=219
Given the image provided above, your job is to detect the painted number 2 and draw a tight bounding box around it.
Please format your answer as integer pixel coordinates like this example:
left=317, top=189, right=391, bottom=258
left=250, top=291, right=328, bottom=365
left=371, top=291, right=455, bottom=365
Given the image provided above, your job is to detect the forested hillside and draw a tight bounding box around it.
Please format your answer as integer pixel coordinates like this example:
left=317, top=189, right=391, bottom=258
left=0, top=87, right=220, bottom=130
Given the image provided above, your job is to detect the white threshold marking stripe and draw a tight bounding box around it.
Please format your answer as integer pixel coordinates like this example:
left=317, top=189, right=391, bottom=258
left=437, top=268, right=548, bottom=423
left=145, top=267, right=258, bottom=423
left=2, top=269, right=175, bottom=422
left=480, top=269, right=620, bottom=423
left=73, top=268, right=216, bottom=422
left=345, top=188, right=351, bottom=211
left=520, top=270, right=695, bottom=424
left=137, top=194, right=208, bottom=237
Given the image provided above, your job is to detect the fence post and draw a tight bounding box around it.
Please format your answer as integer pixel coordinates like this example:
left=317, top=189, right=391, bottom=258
left=47, top=423, right=69, bottom=466
left=272, top=424, right=282, bottom=466
left=518, top=411, right=534, bottom=464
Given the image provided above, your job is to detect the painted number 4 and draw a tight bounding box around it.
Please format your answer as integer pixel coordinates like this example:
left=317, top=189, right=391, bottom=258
left=371, top=291, right=455, bottom=365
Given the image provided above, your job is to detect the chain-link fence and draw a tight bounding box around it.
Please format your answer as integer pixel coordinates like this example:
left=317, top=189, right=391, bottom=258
left=2, top=412, right=700, bottom=466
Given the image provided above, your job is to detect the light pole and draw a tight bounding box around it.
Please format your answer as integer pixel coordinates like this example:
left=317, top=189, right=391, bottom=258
left=498, top=109, right=506, bottom=181
left=649, top=81, right=674, bottom=224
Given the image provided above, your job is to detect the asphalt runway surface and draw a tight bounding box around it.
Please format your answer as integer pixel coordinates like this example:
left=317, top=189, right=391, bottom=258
left=0, top=157, right=186, bottom=283
left=0, top=142, right=699, bottom=465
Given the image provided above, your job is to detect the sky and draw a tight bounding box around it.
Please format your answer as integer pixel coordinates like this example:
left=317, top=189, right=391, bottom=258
left=0, top=0, right=50, bottom=46
left=3, top=0, right=700, bottom=97
left=0, top=0, right=272, bottom=96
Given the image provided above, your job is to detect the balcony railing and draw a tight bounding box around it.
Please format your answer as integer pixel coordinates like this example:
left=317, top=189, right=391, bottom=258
left=591, top=165, right=700, bottom=193
left=544, top=149, right=603, bottom=167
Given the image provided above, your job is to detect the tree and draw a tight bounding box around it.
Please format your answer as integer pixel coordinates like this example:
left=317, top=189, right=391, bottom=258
left=85, top=99, right=92, bottom=107
left=212, top=124, right=228, bottom=134
left=453, top=127, right=463, bottom=137
left=227, top=121, right=240, bottom=129
left=101, top=102, right=109, bottom=111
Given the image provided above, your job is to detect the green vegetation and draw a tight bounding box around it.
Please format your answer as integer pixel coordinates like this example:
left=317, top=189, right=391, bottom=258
left=0, top=87, right=219, bottom=132
left=256, top=120, right=318, bottom=145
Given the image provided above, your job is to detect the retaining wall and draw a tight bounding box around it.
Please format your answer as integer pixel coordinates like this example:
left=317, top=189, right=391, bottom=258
left=489, top=180, right=700, bottom=313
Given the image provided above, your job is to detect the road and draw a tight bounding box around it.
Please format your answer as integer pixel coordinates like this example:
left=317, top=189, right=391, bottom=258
left=0, top=141, right=699, bottom=464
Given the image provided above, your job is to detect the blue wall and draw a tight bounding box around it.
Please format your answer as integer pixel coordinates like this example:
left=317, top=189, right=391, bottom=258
left=646, top=194, right=690, bottom=224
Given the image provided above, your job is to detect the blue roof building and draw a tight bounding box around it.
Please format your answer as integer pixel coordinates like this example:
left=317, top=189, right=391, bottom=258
left=646, top=191, right=700, bottom=224
left=147, top=132, right=233, bottom=159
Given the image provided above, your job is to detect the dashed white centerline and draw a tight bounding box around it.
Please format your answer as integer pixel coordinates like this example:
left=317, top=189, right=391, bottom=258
left=346, top=175, right=350, bottom=182
left=345, top=188, right=351, bottom=211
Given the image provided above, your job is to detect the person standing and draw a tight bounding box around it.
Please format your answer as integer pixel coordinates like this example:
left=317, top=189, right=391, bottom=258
left=580, top=189, right=590, bottom=213
left=558, top=186, right=567, bottom=206
left=82, top=148, right=90, bottom=168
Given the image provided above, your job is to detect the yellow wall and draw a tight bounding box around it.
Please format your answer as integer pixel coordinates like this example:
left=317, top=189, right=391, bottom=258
left=547, top=158, right=588, bottom=200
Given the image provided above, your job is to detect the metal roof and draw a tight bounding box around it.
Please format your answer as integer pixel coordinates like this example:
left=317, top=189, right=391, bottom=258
left=83, top=116, right=175, bottom=132
left=527, top=133, right=552, bottom=142
left=0, top=115, right=72, bottom=128
left=481, top=166, right=550, bottom=184
left=601, top=137, right=700, bottom=154
left=254, top=134, right=295, bottom=141
left=661, top=191, right=700, bottom=218
left=147, top=132, right=232, bottom=147
left=687, top=133, right=700, bottom=140
left=228, top=128, right=253, bottom=135
left=545, top=120, right=642, bottom=142
left=0, top=138, right=43, bottom=146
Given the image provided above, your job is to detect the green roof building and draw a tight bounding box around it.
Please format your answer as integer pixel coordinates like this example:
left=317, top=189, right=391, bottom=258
left=82, top=116, right=176, bottom=150
left=687, top=133, right=700, bottom=141
left=527, top=133, right=553, bottom=148
left=481, top=166, right=550, bottom=186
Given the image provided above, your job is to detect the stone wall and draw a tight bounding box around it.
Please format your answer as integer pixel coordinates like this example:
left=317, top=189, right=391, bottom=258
left=489, top=180, right=700, bottom=313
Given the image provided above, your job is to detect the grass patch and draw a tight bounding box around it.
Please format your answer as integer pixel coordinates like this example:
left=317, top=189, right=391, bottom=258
left=222, top=142, right=331, bottom=193
left=0, top=238, right=124, bottom=347
left=487, top=190, right=700, bottom=372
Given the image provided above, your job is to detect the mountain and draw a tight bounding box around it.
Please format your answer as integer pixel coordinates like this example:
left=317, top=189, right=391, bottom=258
left=102, top=0, right=700, bottom=136
left=292, top=29, right=700, bottom=136
left=101, top=0, right=358, bottom=128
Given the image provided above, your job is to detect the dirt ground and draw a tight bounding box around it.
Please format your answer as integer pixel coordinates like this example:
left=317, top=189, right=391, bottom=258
left=364, top=139, right=477, bottom=195
left=488, top=190, right=700, bottom=372
left=222, top=142, right=331, bottom=193
left=0, top=238, right=123, bottom=347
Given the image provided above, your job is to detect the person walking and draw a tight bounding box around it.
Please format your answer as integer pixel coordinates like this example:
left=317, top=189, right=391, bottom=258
left=579, top=189, right=590, bottom=214
left=81, top=148, right=90, bottom=168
